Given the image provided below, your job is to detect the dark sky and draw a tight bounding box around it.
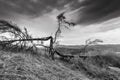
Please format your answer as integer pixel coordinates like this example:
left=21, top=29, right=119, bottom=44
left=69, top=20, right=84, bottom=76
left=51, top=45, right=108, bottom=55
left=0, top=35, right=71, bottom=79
left=1, top=0, right=120, bottom=25
left=75, top=0, right=120, bottom=25
left=0, top=0, right=72, bottom=19
left=1, top=0, right=120, bottom=44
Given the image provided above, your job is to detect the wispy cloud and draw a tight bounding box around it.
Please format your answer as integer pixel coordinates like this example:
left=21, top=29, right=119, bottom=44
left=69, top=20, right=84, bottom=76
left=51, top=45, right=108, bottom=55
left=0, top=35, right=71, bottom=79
left=1, top=0, right=120, bottom=45
left=1, top=0, right=120, bottom=25
left=70, top=0, right=120, bottom=25
left=93, top=28, right=120, bottom=44
left=0, top=0, right=72, bottom=19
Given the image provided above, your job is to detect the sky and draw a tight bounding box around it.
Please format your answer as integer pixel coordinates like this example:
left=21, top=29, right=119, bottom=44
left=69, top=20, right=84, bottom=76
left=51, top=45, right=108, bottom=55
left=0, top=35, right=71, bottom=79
left=1, top=0, right=120, bottom=45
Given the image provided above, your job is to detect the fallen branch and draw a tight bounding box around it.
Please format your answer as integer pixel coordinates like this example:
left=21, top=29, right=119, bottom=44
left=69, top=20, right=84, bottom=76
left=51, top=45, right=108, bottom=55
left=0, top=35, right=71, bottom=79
left=0, top=36, right=53, bottom=43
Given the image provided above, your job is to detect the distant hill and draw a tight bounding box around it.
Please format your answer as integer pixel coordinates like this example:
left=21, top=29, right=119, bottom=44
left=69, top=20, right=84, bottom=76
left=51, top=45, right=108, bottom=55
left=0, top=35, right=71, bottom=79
left=58, top=44, right=120, bottom=52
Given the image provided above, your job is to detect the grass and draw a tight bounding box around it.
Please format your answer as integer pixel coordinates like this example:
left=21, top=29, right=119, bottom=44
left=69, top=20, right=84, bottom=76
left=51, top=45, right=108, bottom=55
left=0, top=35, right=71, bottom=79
left=62, top=50, right=120, bottom=80
left=1, top=44, right=120, bottom=80
left=0, top=49, right=89, bottom=80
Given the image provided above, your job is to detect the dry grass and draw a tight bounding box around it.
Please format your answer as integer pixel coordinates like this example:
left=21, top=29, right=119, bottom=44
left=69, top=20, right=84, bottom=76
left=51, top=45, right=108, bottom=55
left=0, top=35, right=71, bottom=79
left=66, top=50, right=120, bottom=80
left=0, top=50, right=89, bottom=80
left=1, top=44, right=120, bottom=80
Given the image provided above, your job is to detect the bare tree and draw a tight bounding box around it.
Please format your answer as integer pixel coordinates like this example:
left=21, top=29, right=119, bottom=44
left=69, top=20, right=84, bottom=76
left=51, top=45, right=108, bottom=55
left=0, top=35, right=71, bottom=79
left=81, top=38, right=103, bottom=54
left=53, top=12, right=76, bottom=44
left=0, top=12, right=76, bottom=60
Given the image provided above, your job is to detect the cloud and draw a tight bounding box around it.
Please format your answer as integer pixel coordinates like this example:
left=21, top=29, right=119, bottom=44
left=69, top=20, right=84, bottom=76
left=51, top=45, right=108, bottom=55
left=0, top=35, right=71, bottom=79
left=0, top=0, right=72, bottom=19
left=1, top=0, right=120, bottom=25
left=98, top=17, right=120, bottom=32
left=93, top=28, right=120, bottom=44
left=71, top=0, right=120, bottom=25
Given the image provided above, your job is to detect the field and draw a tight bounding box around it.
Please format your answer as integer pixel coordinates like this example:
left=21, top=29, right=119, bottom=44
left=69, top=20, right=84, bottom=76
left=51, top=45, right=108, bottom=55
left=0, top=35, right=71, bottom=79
left=0, top=49, right=89, bottom=80
left=56, top=45, right=120, bottom=80
left=0, top=44, right=120, bottom=80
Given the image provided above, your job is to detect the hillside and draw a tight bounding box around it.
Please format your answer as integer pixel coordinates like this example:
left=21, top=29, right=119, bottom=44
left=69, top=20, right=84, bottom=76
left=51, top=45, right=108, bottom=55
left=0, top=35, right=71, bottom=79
left=0, top=45, right=120, bottom=80
left=57, top=44, right=120, bottom=55
left=0, top=50, right=89, bottom=80
left=56, top=45, right=120, bottom=80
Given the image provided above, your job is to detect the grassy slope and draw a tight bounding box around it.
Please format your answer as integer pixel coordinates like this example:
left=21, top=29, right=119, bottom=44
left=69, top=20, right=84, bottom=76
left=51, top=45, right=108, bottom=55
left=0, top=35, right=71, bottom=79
left=59, top=44, right=120, bottom=52
left=60, top=55, right=120, bottom=80
left=67, top=52, right=120, bottom=80
left=0, top=50, right=89, bottom=80
left=56, top=46, right=120, bottom=80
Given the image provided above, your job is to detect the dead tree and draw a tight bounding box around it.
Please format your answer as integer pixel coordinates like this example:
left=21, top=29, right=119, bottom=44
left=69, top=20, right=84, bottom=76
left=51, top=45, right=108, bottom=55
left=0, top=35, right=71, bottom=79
left=50, top=12, right=76, bottom=60
left=0, top=12, right=76, bottom=60
left=80, top=39, right=103, bottom=55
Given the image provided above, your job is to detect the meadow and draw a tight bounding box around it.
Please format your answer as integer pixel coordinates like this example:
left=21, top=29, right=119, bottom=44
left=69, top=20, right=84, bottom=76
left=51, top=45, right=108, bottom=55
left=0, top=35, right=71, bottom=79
left=56, top=45, right=120, bottom=80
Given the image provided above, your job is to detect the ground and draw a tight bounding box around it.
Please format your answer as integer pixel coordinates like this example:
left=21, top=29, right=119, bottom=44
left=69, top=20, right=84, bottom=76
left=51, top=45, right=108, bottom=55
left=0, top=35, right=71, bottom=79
left=0, top=50, right=89, bottom=80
